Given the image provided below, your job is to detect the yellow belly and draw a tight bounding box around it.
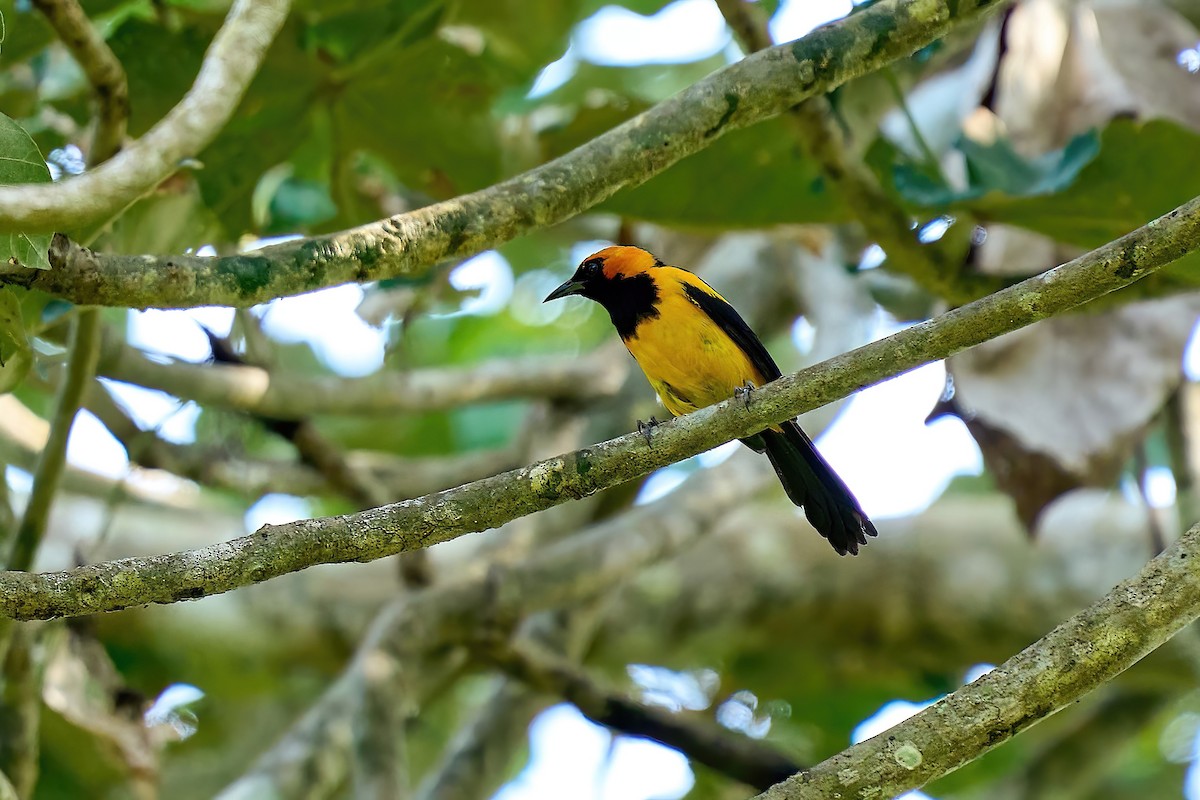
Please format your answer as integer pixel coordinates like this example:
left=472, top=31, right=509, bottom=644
left=624, top=291, right=765, bottom=418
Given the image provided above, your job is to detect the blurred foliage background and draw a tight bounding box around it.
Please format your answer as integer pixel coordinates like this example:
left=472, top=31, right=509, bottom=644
left=3, top=0, right=1200, bottom=798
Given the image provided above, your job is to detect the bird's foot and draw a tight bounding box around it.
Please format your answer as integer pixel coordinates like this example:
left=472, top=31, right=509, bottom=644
left=636, top=416, right=660, bottom=447
left=733, top=380, right=756, bottom=410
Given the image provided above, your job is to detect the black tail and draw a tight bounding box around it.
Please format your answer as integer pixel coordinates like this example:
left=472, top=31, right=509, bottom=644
left=753, top=420, right=876, bottom=556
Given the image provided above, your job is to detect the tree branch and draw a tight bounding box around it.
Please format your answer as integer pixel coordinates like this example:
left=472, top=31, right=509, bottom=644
left=0, top=395, right=166, bottom=504
left=0, top=626, right=42, bottom=799
left=0, top=0, right=290, bottom=233
left=414, top=610, right=594, bottom=800
left=414, top=677, right=547, bottom=800
left=756, top=519, right=1200, bottom=799
left=4, top=310, right=101, bottom=572
left=96, top=337, right=625, bottom=418
left=480, top=638, right=802, bottom=791
left=714, top=0, right=996, bottom=303
left=30, top=0, right=128, bottom=164
left=218, top=454, right=768, bottom=797
left=0, top=0, right=1008, bottom=308
left=0, top=188, right=1198, bottom=619
left=85, top=383, right=523, bottom=501
left=1005, top=692, right=1168, bottom=800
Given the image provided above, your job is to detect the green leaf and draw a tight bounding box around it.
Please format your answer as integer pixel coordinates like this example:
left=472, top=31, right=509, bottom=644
left=102, top=183, right=223, bottom=256
left=333, top=38, right=505, bottom=199
left=603, top=116, right=846, bottom=228
left=971, top=119, right=1200, bottom=247
left=529, top=56, right=846, bottom=228
left=889, top=130, right=1100, bottom=208
left=0, top=112, right=51, bottom=269
left=301, top=0, right=446, bottom=67
left=108, top=16, right=212, bottom=138
left=194, top=19, right=324, bottom=234
left=0, top=287, right=31, bottom=394
left=265, top=176, right=338, bottom=233
left=875, top=119, right=1200, bottom=250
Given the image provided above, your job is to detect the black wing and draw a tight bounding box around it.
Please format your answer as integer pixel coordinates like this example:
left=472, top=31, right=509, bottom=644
left=681, top=281, right=782, bottom=381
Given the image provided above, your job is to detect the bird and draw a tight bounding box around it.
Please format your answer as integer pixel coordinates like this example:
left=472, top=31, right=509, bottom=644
left=544, top=245, right=876, bottom=555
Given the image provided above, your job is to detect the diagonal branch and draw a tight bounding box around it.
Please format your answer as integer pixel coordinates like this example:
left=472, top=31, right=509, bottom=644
left=4, top=310, right=101, bottom=571
left=0, top=0, right=290, bottom=233
left=219, top=454, right=768, bottom=798
left=0, top=188, right=1197, bottom=620
left=0, top=0, right=1009, bottom=308
left=714, top=0, right=997, bottom=303
left=755, top=519, right=1200, bottom=799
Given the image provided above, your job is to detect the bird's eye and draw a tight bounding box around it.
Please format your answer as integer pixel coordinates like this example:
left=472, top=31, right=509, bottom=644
left=582, top=258, right=602, bottom=274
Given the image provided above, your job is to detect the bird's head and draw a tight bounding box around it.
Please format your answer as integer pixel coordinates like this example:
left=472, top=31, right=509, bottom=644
left=543, top=245, right=663, bottom=304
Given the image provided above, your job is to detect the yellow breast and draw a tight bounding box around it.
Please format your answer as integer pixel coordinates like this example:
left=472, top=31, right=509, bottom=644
left=623, top=279, right=765, bottom=417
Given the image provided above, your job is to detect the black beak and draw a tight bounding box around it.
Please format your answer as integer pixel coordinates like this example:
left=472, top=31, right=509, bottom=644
left=544, top=278, right=585, bottom=303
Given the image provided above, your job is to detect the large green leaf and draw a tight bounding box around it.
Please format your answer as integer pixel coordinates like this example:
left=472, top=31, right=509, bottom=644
left=167, top=6, right=515, bottom=236
left=198, top=20, right=325, bottom=234
left=333, top=38, right=505, bottom=200
left=301, top=0, right=448, bottom=67
left=602, top=116, right=846, bottom=227
left=972, top=119, right=1200, bottom=247
left=540, top=98, right=845, bottom=228
left=888, top=131, right=1099, bottom=209
left=532, top=55, right=729, bottom=110
left=0, top=112, right=51, bottom=269
left=531, top=57, right=846, bottom=228
left=108, top=16, right=212, bottom=138
left=865, top=117, right=1200, bottom=291
left=874, top=118, right=1200, bottom=250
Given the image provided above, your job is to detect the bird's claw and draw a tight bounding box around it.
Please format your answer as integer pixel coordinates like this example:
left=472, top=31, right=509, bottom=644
left=637, top=416, right=660, bottom=447
left=733, top=380, right=756, bottom=410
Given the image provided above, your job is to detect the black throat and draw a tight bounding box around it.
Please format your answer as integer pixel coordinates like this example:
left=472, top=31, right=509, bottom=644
left=589, top=272, right=660, bottom=340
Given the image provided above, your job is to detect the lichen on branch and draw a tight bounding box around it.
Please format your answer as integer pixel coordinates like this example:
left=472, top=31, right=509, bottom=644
left=0, top=0, right=1008, bottom=309
left=0, top=187, right=1197, bottom=620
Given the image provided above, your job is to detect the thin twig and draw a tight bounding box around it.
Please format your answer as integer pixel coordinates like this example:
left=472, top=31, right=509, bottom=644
left=414, top=678, right=547, bottom=800
left=0, top=0, right=1010, bottom=306
left=1133, top=442, right=1167, bottom=555
left=0, top=625, right=42, bottom=798
left=5, top=309, right=101, bottom=572
left=203, top=327, right=432, bottom=585
left=95, top=334, right=625, bottom=418
left=29, top=0, right=128, bottom=163
left=7, top=0, right=124, bottom=579
left=84, top=384, right=522, bottom=500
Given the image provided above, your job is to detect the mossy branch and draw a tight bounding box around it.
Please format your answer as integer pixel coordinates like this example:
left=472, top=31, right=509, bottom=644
left=0, top=0, right=290, bottom=232
left=714, top=0, right=995, bottom=303
left=0, top=0, right=1008, bottom=308
left=756, top=519, right=1200, bottom=799
left=0, top=189, right=1196, bottom=619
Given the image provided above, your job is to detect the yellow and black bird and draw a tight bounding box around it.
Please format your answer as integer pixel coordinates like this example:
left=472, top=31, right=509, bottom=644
left=545, top=245, right=876, bottom=555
